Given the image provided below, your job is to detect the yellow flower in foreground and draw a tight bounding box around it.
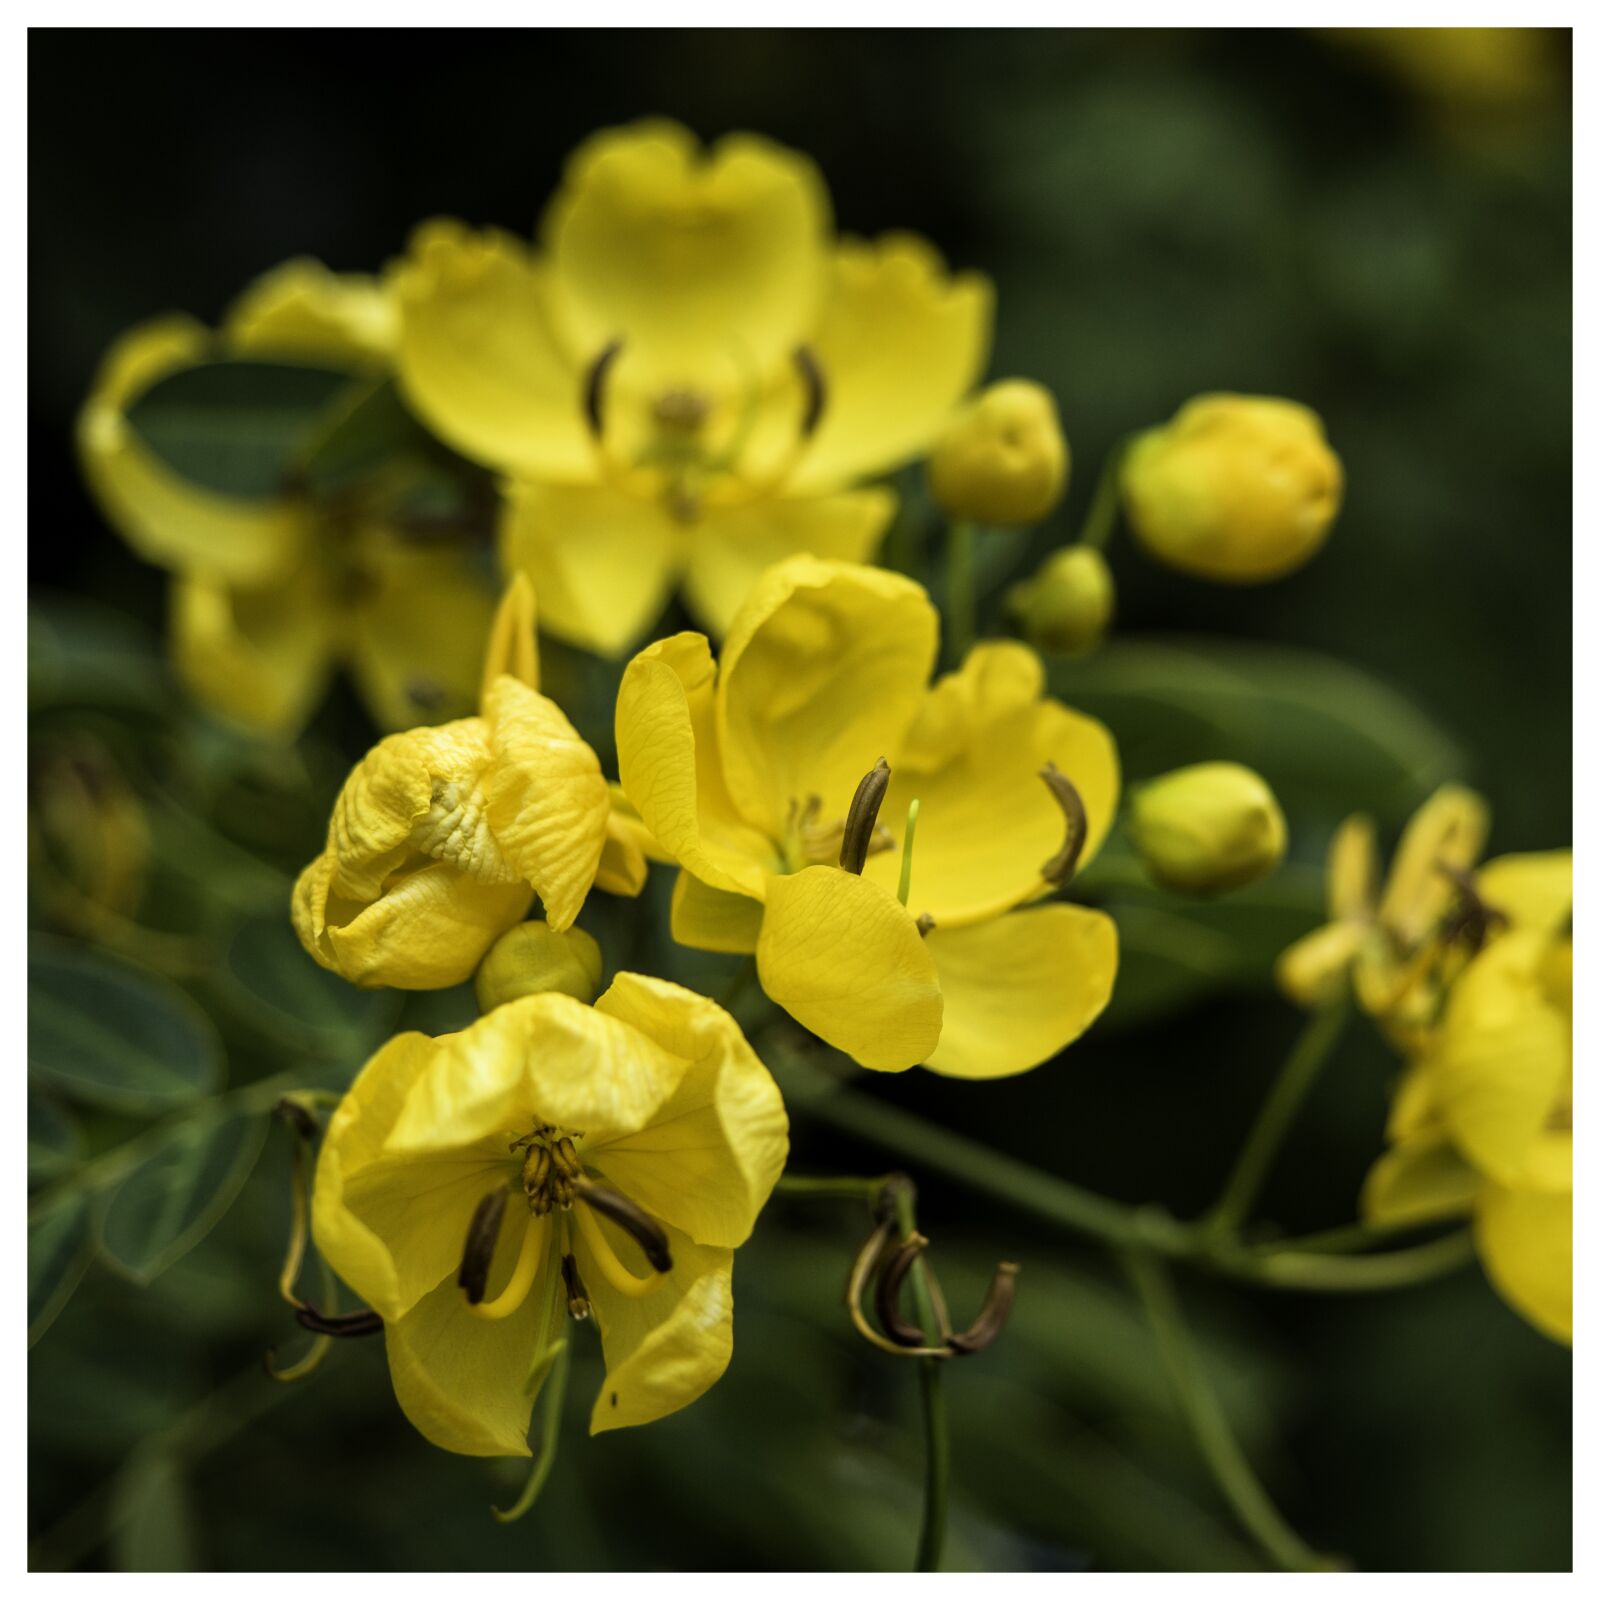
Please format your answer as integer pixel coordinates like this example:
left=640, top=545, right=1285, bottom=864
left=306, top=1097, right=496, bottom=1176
left=1362, top=851, right=1572, bottom=1343
left=393, top=120, right=993, bottom=655
left=616, top=556, right=1119, bottom=1076
left=293, top=577, right=633, bottom=989
left=313, top=976, right=788, bottom=1451
left=78, top=258, right=495, bottom=738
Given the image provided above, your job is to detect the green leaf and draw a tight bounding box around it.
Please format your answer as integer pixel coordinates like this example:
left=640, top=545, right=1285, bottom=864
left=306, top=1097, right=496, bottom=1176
left=124, top=359, right=354, bottom=500
left=28, top=594, right=166, bottom=714
left=29, top=1187, right=92, bottom=1346
left=301, top=377, right=430, bottom=493
left=219, top=911, right=399, bottom=1061
left=110, top=1448, right=199, bottom=1572
left=28, top=1094, right=83, bottom=1184
left=28, top=939, right=224, bottom=1112
left=97, top=1110, right=268, bottom=1285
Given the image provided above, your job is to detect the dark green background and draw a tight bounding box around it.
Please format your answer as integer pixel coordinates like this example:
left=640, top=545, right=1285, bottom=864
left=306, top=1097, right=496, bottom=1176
left=29, top=28, right=1572, bottom=1572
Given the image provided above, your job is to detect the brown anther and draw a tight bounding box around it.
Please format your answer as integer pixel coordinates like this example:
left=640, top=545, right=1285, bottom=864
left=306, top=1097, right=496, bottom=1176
left=458, top=1188, right=509, bottom=1305
left=573, top=1178, right=673, bottom=1273
left=652, top=388, right=711, bottom=433
left=1436, top=863, right=1507, bottom=953
left=916, top=913, right=936, bottom=937
left=840, top=758, right=892, bottom=875
left=875, top=1231, right=934, bottom=1348
left=583, top=339, right=624, bottom=437
left=794, top=345, right=828, bottom=438
left=554, top=1137, right=583, bottom=1179
left=945, top=1262, right=1020, bottom=1355
left=522, top=1144, right=551, bottom=1199
left=561, top=1253, right=591, bottom=1320
left=294, top=1305, right=383, bottom=1338
left=1039, top=762, right=1090, bottom=886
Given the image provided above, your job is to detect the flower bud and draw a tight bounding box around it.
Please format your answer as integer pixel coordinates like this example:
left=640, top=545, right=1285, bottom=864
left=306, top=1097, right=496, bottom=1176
left=1128, top=762, right=1287, bottom=896
left=927, top=379, right=1069, bottom=526
left=1007, top=546, right=1114, bottom=657
left=474, top=921, right=603, bottom=1011
left=1121, top=394, right=1342, bottom=583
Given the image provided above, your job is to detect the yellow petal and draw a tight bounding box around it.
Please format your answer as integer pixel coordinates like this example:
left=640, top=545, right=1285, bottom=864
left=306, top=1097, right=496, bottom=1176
left=1360, top=1129, right=1480, bottom=1227
left=680, top=489, right=896, bottom=640
left=393, top=218, right=595, bottom=480
left=224, top=257, right=396, bottom=368
left=1476, top=1137, right=1572, bottom=1345
left=592, top=973, right=788, bottom=1246
left=1327, top=814, right=1379, bottom=921
left=716, top=556, right=938, bottom=839
left=77, top=317, right=308, bottom=586
left=1476, top=850, right=1573, bottom=936
left=1379, top=784, right=1489, bottom=949
left=785, top=233, right=994, bottom=494
left=756, top=866, right=942, bottom=1072
left=583, top=1225, right=734, bottom=1434
left=542, top=120, right=830, bottom=392
left=500, top=479, right=682, bottom=657
left=171, top=566, right=337, bottom=740
left=861, top=641, right=1120, bottom=926
left=923, top=904, right=1117, bottom=1080
left=482, top=676, right=610, bottom=931
left=1275, top=920, right=1366, bottom=1009
left=615, top=632, right=773, bottom=897
left=596, top=809, right=651, bottom=898
left=478, top=571, right=540, bottom=701
left=1386, top=1056, right=1445, bottom=1141
left=671, top=870, right=764, bottom=954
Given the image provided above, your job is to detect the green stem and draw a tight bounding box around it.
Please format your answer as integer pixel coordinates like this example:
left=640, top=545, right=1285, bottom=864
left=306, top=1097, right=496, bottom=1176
left=774, top=1173, right=888, bottom=1203
left=492, top=1337, right=572, bottom=1524
left=1211, top=1230, right=1474, bottom=1291
left=1124, top=1247, right=1328, bottom=1573
left=1078, top=437, right=1132, bottom=552
left=891, top=1184, right=949, bottom=1573
left=897, top=798, right=921, bottom=907
left=945, top=520, right=977, bottom=666
left=1204, top=1001, right=1349, bottom=1238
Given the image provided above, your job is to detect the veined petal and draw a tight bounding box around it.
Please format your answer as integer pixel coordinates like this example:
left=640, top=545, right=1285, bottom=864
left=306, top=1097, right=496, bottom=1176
left=542, top=120, right=831, bottom=392
left=681, top=489, right=896, bottom=640
left=862, top=642, right=1120, bottom=926
left=756, top=866, right=942, bottom=1072
left=500, top=479, right=681, bottom=657
left=1476, top=850, right=1573, bottom=936
left=78, top=317, right=308, bottom=587
left=583, top=1225, right=734, bottom=1434
left=922, top=904, right=1117, bottom=1080
left=1379, top=784, right=1489, bottom=949
left=224, top=257, right=396, bottom=368
left=1477, top=1136, right=1572, bottom=1345
left=671, top=870, right=764, bottom=954
left=1360, top=1129, right=1480, bottom=1227
left=615, top=632, right=773, bottom=897
left=393, top=218, right=595, bottom=480
left=785, top=233, right=994, bottom=494
left=716, top=556, right=938, bottom=838
left=591, top=973, right=788, bottom=1247
left=483, top=676, right=609, bottom=931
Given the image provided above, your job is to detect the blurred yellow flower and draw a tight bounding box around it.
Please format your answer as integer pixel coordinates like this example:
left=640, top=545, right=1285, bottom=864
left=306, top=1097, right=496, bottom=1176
left=393, top=120, right=994, bottom=655
left=293, top=577, right=627, bottom=990
left=927, top=378, right=1069, bottom=526
left=1121, top=394, right=1343, bottom=583
left=1127, top=761, right=1287, bottom=896
left=1008, top=545, right=1115, bottom=658
left=615, top=556, right=1119, bottom=1076
left=78, top=258, right=496, bottom=738
left=313, top=975, right=789, bottom=1452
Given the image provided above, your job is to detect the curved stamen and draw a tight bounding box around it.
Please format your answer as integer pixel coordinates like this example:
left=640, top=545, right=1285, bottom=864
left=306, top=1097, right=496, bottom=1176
left=572, top=1199, right=666, bottom=1299
left=946, top=1262, right=1020, bottom=1355
left=840, top=758, right=892, bottom=875
left=794, top=344, right=828, bottom=438
left=874, top=1230, right=934, bottom=1348
left=573, top=1177, right=672, bottom=1272
left=583, top=339, right=624, bottom=438
left=1039, top=762, right=1090, bottom=886
left=468, top=1214, right=549, bottom=1322
left=458, top=1188, right=510, bottom=1305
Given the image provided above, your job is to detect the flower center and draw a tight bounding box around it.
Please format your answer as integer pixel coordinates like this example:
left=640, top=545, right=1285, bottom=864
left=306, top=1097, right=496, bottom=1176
left=782, top=792, right=892, bottom=874
left=512, top=1124, right=587, bottom=1215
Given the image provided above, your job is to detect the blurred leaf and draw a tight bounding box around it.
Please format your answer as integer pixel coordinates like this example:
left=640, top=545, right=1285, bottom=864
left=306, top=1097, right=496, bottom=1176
left=98, top=1110, right=269, bottom=1285
left=301, top=377, right=426, bottom=493
left=28, top=1094, right=84, bottom=1184
left=29, top=1187, right=92, bottom=1346
left=29, top=939, right=224, bottom=1112
left=28, top=595, right=166, bottom=713
left=219, top=911, right=399, bottom=1060
left=124, top=359, right=353, bottom=500
left=109, top=1448, right=198, bottom=1571
left=1098, top=903, right=1241, bottom=1029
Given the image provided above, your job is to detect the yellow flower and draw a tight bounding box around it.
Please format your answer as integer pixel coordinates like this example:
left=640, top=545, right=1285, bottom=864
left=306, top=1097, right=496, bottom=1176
left=312, top=974, right=789, bottom=1452
left=393, top=120, right=993, bottom=656
left=475, top=921, right=604, bottom=1011
left=78, top=258, right=497, bottom=739
left=1121, top=394, right=1343, bottom=583
left=1008, top=545, right=1115, bottom=658
left=615, top=555, right=1119, bottom=1076
left=293, top=577, right=621, bottom=990
left=1126, top=761, right=1286, bottom=896
left=927, top=379, right=1069, bottom=525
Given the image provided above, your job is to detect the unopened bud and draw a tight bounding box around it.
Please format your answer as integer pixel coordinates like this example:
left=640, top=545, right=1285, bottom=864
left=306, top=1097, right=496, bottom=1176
left=1121, top=394, right=1342, bottom=583
left=474, top=921, right=603, bottom=1012
left=927, top=379, right=1069, bottom=526
left=1009, top=545, right=1114, bottom=657
left=1128, top=762, right=1287, bottom=896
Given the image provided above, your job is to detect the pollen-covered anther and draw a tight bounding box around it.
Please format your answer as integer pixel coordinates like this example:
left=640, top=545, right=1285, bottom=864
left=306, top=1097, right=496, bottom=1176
left=652, top=387, right=711, bottom=433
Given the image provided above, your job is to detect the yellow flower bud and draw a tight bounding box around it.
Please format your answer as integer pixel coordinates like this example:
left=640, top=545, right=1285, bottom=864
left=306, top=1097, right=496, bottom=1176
left=474, top=921, right=604, bottom=1012
left=1008, top=545, right=1114, bottom=657
left=927, top=379, right=1069, bottom=525
left=1128, top=761, right=1287, bottom=896
left=1121, top=394, right=1343, bottom=583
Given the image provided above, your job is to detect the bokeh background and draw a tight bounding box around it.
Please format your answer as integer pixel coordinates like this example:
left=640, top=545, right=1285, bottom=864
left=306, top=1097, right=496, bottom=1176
left=29, top=27, right=1572, bottom=1572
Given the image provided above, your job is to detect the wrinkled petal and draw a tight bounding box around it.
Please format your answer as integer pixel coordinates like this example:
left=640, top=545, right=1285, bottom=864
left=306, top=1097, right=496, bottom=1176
left=671, top=870, right=764, bottom=954
left=1379, top=784, right=1489, bottom=949
left=716, top=556, right=938, bottom=838
left=77, top=317, right=308, bottom=586
left=394, top=218, right=595, bottom=480
left=1476, top=850, right=1573, bottom=936
left=680, top=488, right=896, bottom=640
left=1477, top=1135, right=1572, bottom=1345
left=542, top=120, right=830, bottom=392
left=224, top=257, right=396, bottom=368
left=1360, top=1129, right=1480, bottom=1227
left=500, top=479, right=682, bottom=657
left=922, top=904, right=1117, bottom=1080
left=590, top=973, right=788, bottom=1246
left=785, top=233, right=993, bottom=494
left=756, top=866, right=942, bottom=1072
left=615, top=632, right=773, bottom=897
